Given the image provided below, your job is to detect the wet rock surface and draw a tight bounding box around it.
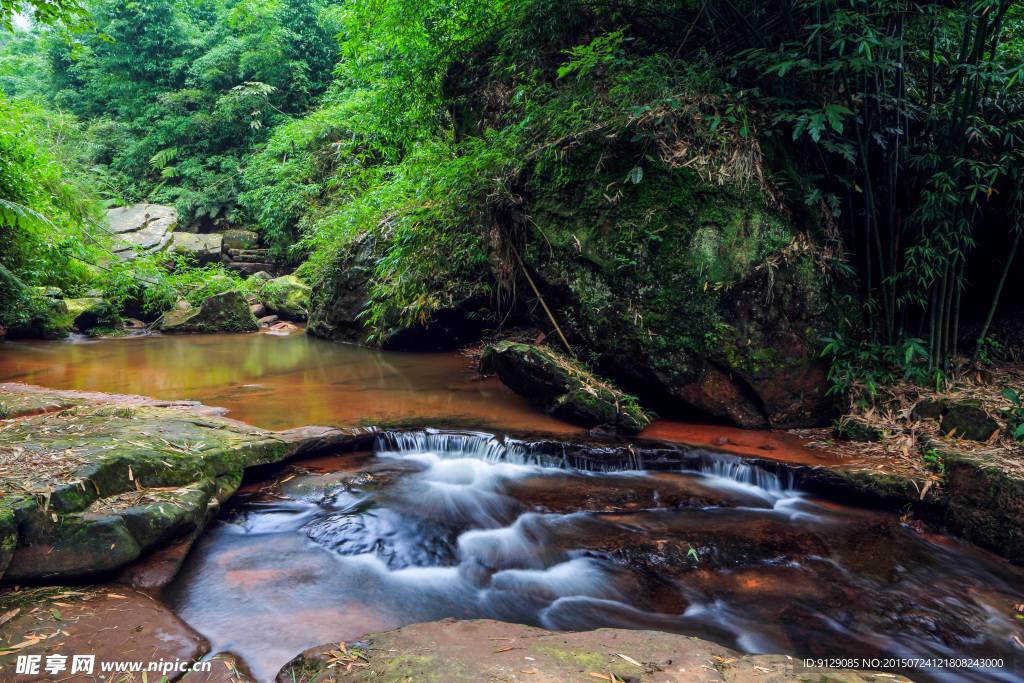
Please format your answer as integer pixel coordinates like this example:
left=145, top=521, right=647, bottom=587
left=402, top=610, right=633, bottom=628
left=166, top=432, right=1024, bottom=683
left=279, top=619, right=915, bottom=683
left=161, top=290, right=260, bottom=333
left=0, top=587, right=208, bottom=682
left=0, top=384, right=373, bottom=583
left=481, top=341, right=649, bottom=434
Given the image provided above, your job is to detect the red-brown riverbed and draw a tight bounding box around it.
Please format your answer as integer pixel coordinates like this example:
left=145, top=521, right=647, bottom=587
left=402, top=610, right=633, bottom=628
left=3, top=334, right=1023, bottom=682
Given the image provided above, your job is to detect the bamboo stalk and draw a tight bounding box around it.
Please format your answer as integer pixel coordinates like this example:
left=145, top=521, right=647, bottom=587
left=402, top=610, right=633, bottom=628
left=975, top=229, right=1020, bottom=358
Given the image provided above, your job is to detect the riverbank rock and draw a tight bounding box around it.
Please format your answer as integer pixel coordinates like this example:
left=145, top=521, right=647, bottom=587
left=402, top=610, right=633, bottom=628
left=106, top=204, right=178, bottom=257
left=940, top=403, right=1000, bottom=441
left=161, top=290, right=259, bottom=333
left=0, top=587, right=208, bottom=682
left=480, top=341, right=649, bottom=433
left=260, top=275, right=310, bottom=320
left=279, top=619, right=916, bottom=683
left=223, top=229, right=259, bottom=251
left=512, top=137, right=843, bottom=429
left=3, top=293, right=72, bottom=339
left=169, top=232, right=224, bottom=264
left=65, top=297, right=110, bottom=331
left=0, top=385, right=375, bottom=582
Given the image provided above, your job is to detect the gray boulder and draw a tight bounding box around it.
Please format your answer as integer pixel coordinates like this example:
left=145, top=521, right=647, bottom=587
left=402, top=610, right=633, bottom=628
left=169, top=232, right=224, bottom=264
left=222, top=229, right=259, bottom=251
left=161, top=290, right=259, bottom=334
left=105, top=204, right=179, bottom=257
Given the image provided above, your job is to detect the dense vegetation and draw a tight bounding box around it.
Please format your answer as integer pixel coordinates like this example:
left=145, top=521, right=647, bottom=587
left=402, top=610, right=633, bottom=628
left=1, top=0, right=1021, bottom=402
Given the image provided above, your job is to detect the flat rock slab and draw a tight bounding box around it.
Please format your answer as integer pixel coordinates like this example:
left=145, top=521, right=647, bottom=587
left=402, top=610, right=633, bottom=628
left=170, top=232, right=224, bottom=264
left=0, top=586, right=208, bottom=682
left=0, top=384, right=372, bottom=583
left=106, top=204, right=179, bottom=255
left=0, top=392, right=78, bottom=419
left=279, top=619, right=915, bottom=683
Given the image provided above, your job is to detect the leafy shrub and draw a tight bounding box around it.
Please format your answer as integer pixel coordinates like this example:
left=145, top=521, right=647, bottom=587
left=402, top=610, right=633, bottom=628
left=1000, top=390, right=1024, bottom=442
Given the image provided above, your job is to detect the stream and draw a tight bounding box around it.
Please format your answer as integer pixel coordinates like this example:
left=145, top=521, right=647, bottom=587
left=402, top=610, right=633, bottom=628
left=2, top=334, right=1023, bottom=682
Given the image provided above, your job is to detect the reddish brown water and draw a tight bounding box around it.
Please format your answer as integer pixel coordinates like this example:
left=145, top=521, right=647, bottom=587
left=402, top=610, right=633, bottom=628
left=165, top=432, right=1024, bottom=683
left=0, top=333, right=576, bottom=432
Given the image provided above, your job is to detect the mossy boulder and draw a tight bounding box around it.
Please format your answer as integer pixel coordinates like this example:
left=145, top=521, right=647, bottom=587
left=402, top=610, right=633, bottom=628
left=480, top=341, right=649, bottom=433
left=940, top=404, right=1000, bottom=441
left=515, top=136, right=844, bottom=428
left=65, top=297, right=111, bottom=331
left=307, top=231, right=379, bottom=343
left=161, top=290, right=259, bottom=333
left=260, top=275, right=311, bottom=321
left=833, top=420, right=883, bottom=442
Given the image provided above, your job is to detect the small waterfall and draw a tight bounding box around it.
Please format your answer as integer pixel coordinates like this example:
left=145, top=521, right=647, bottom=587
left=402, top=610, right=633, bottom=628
left=376, top=429, right=797, bottom=502
left=376, top=429, right=547, bottom=466
left=699, top=459, right=795, bottom=497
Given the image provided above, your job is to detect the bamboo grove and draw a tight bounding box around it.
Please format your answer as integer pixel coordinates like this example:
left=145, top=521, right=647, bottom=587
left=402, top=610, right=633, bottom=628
left=598, top=0, right=1024, bottom=368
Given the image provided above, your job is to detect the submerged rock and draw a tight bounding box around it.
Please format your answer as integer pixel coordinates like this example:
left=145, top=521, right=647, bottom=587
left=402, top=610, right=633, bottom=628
left=480, top=341, right=648, bottom=433
left=161, top=290, right=259, bottom=334
left=259, top=275, right=310, bottom=320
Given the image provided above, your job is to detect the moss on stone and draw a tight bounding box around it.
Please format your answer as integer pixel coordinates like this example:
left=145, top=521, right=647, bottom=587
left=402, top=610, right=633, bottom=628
left=520, top=133, right=842, bottom=427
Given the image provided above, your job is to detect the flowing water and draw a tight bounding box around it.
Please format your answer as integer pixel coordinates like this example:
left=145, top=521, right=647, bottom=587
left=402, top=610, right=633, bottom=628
left=165, top=432, right=1024, bottom=682
left=2, top=335, right=1023, bottom=681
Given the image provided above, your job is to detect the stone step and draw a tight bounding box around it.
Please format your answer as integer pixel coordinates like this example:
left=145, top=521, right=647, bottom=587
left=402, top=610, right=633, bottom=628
left=229, top=248, right=275, bottom=263
left=227, top=262, right=290, bottom=278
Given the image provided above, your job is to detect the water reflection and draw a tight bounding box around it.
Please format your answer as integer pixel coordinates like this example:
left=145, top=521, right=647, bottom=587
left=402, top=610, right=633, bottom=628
left=0, top=333, right=577, bottom=432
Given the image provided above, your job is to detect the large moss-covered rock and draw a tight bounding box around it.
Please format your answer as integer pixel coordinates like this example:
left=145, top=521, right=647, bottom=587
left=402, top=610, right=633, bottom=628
left=65, top=297, right=111, bottom=331
left=161, top=290, right=259, bottom=333
left=260, top=275, right=311, bottom=321
left=940, top=404, right=1000, bottom=441
left=515, top=138, right=843, bottom=428
left=480, top=341, right=649, bottom=433
left=306, top=231, right=494, bottom=348
left=307, top=231, right=379, bottom=343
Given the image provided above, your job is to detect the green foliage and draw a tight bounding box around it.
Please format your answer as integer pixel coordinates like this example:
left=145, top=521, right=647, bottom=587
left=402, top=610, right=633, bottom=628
left=820, top=333, right=945, bottom=407
left=3, top=0, right=347, bottom=229
left=0, top=94, right=105, bottom=330
left=101, top=252, right=255, bottom=317
left=999, top=389, right=1024, bottom=442
left=1, top=0, right=91, bottom=34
